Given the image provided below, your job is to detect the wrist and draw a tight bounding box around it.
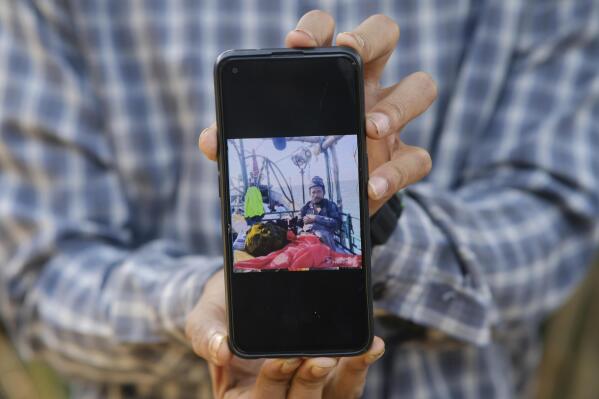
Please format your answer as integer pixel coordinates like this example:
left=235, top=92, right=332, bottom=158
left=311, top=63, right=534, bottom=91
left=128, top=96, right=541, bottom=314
left=370, top=192, right=404, bottom=246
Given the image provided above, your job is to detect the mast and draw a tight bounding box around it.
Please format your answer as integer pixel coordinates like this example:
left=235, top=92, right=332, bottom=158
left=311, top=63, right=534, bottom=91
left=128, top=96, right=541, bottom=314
left=330, top=145, right=342, bottom=212
left=238, top=139, right=248, bottom=192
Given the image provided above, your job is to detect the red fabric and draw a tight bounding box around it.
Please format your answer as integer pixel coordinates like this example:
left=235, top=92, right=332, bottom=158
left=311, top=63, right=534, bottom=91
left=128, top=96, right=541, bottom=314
left=235, top=232, right=362, bottom=271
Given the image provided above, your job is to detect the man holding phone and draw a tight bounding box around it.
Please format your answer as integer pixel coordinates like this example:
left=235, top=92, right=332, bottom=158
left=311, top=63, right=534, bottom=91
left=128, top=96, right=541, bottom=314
left=195, top=6, right=599, bottom=399
left=193, top=14, right=436, bottom=396
left=1, top=2, right=598, bottom=399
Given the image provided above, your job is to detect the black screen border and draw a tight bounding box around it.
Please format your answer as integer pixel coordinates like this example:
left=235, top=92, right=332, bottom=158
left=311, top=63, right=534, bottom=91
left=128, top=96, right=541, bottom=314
left=214, top=47, right=373, bottom=358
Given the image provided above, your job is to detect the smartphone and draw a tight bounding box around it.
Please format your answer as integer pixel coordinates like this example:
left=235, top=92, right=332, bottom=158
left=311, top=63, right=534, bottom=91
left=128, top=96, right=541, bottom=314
left=214, top=47, right=372, bottom=358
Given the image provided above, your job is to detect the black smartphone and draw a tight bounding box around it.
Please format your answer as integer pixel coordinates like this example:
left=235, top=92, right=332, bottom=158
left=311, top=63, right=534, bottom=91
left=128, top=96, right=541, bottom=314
left=214, top=47, right=372, bottom=358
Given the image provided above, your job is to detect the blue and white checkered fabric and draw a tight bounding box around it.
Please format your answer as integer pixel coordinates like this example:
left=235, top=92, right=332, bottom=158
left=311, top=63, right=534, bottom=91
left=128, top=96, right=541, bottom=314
left=1, top=0, right=599, bottom=398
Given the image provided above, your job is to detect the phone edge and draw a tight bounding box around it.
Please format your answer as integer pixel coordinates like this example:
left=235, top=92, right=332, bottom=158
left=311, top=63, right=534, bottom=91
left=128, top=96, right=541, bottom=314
left=213, top=47, right=374, bottom=359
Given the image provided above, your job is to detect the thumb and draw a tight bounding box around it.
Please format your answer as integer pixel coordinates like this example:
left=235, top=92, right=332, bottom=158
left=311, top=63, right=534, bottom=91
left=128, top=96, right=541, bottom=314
left=185, top=270, right=232, bottom=366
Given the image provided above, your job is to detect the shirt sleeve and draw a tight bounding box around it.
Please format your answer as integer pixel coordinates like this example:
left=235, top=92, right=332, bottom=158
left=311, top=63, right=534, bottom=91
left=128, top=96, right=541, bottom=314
left=300, top=203, right=308, bottom=217
left=0, top=1, right=220, bottom=383
left=314, top=202, right=341, bottom=230
left=371, top=1, right=599, bottom=345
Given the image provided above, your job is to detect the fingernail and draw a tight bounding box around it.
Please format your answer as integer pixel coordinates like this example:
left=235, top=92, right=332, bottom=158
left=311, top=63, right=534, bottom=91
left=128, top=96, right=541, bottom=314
left=339, top=31, right=365, bottom=48
left=311, top=358, right=338, bottom=377
left=366, top=349, right=385, bottom=364
left=281, top=358, right=302, bottom=373
left=369, top=176, right=388, bottom=200
left=208, top=332, right=225, bottom=364
left=198, top=127, right=208, bottom=145
left=200, top=126, right=214, bottom=147
left=293, top=29, right=316, bottom=44
left=367, top=113, right=390, bottom=136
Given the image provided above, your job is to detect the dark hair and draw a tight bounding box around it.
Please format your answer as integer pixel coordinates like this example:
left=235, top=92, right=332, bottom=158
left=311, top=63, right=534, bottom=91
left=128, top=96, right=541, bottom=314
left=308, top=176, right=325, bottom=193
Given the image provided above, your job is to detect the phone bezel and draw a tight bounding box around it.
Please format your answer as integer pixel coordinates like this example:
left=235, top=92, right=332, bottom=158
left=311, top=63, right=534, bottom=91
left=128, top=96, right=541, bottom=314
left=214, top=47, right=373, bottom=358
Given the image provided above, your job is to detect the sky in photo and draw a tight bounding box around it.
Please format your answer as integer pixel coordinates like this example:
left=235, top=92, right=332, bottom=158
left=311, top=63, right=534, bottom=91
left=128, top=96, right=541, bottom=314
left=227, top=135, right=359, bottom=190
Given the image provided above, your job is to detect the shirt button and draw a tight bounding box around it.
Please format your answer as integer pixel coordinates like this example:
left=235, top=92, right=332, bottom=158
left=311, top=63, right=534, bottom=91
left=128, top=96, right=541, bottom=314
left=372, top=281, right=387, bottom=300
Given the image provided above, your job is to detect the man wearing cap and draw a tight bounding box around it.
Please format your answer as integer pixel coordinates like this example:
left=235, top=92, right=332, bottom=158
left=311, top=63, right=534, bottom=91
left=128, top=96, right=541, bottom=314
left=300, top=176, right=342, bottom=250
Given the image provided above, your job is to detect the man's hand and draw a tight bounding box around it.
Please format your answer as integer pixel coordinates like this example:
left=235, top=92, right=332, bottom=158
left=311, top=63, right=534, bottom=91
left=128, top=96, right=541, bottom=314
left=199, top=10, right=437, bottom=215
left=186, top=269, right=386, bottom=398
left=303, top=215, right=316, bottom=224
left=192, top=10, right=437, bottom=398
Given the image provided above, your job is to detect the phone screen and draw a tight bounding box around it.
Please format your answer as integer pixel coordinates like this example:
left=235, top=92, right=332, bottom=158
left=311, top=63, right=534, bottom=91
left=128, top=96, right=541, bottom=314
left=216, top=50, right=372, bottom=356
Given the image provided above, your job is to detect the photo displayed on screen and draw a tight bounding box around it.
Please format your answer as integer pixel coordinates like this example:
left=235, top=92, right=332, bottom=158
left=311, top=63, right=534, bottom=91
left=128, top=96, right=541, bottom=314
left=227, top=135, right=363, bottom=272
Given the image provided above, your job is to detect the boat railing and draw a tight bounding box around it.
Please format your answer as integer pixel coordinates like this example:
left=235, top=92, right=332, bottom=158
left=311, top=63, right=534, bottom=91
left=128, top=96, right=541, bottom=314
left=258, top=210, right=362, bottom=255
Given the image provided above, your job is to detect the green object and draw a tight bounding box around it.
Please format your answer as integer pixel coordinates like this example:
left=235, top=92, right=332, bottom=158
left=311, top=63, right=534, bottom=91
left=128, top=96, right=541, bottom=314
left=244, top=186, right=264, bottom=218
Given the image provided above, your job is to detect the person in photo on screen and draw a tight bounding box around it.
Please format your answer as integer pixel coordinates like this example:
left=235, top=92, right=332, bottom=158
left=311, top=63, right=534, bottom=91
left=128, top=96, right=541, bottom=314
left=300, top=176, right=341, bottom=250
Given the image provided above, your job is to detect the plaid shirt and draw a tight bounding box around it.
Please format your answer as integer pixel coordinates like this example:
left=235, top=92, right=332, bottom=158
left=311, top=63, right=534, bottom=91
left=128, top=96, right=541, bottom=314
left=1, top=0, right=598, bottom=398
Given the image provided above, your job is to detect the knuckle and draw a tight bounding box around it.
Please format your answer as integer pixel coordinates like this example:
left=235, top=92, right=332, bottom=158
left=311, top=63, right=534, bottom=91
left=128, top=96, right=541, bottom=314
left=321, top=10, right=336, bottom=26
left=305, top=9, right=330, bottom=20
left=303, top=9, right=335, bottom=30
left=185, top=317, right=205, bottom=356
left=356, top=32, right=372, bottom=59
left=295, top=374, right=327, bottom=389
left=370, top=14, right=400, bottom=44
left=387, top=163, right=407, bottom=190
left=268, top=373, right=295, bottom=386
left=194, top=328, right=211, bottom=357
left=414, top=147, right=433, bottom=174
left=381, top=100, right=407, bottom=129
left=299, top=10, right=335, bottom=44
left=412, top=71, right=438, bottom=101
left=190, top=330, right=204, bottom=357
left=370, top=14, right=397, bottom=31
left=344, top=359, right=369, bottom=374
left=185, top=311, right=216, bottom=358
left=184, top=319, right=195, bottom=342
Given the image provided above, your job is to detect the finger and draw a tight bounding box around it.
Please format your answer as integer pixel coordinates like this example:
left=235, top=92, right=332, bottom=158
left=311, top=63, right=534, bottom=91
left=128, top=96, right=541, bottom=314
left=335, top=14, right=400, bottom=84
left=208, top=363, right=230, bottom=399
left=285, top=10, right=335, bottom=48
left=188, top=307, right=230, bottom=367
left=366, top=71, right=437, bottom=139
left=198, top=122, right=218, bottom=161
left=368, top=142, right=432, bottom=202
left=185, top=271, right=233, bottom=367
left=324, top=337, right=385, bottom=399
left=287, top=357, right=338, bottom=398
left=252, top=358, right=303, bottom=398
